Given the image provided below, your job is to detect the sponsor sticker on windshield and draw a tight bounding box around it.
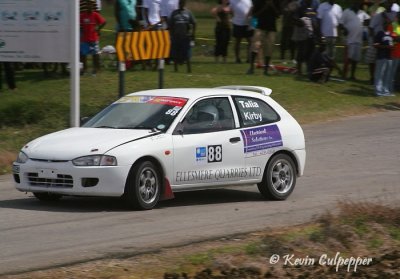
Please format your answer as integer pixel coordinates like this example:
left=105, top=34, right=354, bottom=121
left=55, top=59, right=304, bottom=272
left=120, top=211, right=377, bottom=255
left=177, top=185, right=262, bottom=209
left=240, top=125, right=283, bottom=157
left=116, top=96, right=153, bottom=103
left=116, top=96, right=187, bottom=107
left=148, top=97, right=187, bottom=107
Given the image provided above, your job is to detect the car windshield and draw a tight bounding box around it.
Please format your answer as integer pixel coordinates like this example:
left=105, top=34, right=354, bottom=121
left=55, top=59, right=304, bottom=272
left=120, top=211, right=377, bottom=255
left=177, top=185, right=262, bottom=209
left=83, top=95, right=188, bottom=131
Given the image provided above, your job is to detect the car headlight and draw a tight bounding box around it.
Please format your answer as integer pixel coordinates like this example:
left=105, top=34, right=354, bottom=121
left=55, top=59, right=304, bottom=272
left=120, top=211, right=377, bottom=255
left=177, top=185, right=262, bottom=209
left=72, top=155, right=117, bottom=166
left=16, top=151, right=29, bottom=164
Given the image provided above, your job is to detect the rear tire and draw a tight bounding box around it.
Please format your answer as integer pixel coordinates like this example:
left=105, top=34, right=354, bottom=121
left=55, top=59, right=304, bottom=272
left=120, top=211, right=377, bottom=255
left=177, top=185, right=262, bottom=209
left=33, top=192, right=62, bottom=201
left=124, top=161, right=161, bottom=210
left=257, top=154, right=296, bottom=200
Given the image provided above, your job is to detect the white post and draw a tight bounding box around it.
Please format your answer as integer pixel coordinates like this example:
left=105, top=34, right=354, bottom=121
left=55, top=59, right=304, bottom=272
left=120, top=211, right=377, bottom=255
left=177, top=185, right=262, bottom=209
left=70, top=0, right=80, bottom=127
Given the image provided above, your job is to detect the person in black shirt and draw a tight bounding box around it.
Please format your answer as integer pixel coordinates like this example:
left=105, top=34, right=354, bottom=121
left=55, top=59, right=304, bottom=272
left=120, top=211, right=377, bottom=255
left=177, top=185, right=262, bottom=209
left=309, top=38, right=342, bottom=83
left=373, top=19, right=394, bottom=96
left=246, top=0, right=281, bottom=75
left=291, top=0, right=319, bottom=76
left=280, top=0, right=297, bottom=62
left=0, top=63, right=16, bottom=91
left=169, top=0, right=196, bottom=72
left=211, top=0, right=231, bottom=63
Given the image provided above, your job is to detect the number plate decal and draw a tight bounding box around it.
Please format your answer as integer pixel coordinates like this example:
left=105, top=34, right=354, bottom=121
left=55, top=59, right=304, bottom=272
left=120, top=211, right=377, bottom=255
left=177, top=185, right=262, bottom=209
left=207, top=145, right=222, bottom=163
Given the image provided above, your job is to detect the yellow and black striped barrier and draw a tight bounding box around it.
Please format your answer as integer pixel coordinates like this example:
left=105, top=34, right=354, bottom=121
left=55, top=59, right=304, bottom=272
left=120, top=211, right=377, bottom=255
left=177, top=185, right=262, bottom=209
left=115, top=30, right=171, bottom=62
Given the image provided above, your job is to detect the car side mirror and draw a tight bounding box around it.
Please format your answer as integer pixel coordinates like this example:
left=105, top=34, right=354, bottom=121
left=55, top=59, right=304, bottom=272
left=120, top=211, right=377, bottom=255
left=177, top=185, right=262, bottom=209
left=80, top=117, right=91, bottom=126
left=173, top=122, right=185, bottom=135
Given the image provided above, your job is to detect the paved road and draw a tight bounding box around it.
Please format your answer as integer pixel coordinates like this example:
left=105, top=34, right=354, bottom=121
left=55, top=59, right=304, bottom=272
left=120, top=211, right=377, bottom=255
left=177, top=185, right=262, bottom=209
left=0, top=111, right=399, bottom=275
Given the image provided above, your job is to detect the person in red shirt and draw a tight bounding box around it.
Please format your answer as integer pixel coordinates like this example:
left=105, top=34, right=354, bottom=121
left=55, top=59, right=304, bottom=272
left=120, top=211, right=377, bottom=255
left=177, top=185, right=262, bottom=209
left=80, top=0, right=106, bottom=75
left=389, top=16, right=400, bottom=94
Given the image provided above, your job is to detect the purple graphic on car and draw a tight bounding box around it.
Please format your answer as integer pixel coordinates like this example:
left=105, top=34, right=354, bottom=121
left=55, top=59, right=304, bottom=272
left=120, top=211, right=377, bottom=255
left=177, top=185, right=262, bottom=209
left=240, top=125, right=282, bottom=153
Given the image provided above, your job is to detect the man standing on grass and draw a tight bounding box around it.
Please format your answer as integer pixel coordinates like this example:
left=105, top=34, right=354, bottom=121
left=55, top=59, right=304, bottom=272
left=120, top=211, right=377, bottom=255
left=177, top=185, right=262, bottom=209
left=143, top=0, right=162, bottom=29
left=340, top=0, right=370, bottom=80
left=168, top=0, right=196, bottom=72
left=229, top=0, right=253, bottom=64
left=115, top=0, right=138, bottom=32
left=291, top=0, right=319, bottom=76
left=368, top=0, right=397, bottom=84
left=161, top=0, right=179, bottom=28
left=374, top=18, right=395, bottom=96
left=317, top=0, right=343, bottom=60
left=80, top=0, right=106, bottom=76
left=388, top=12, right=400, bottom=93
left=246, top=0, right=281, bottom=76
left=0, top=63, right=16, bottom=92
left=280, top=0, right=297, bottom=63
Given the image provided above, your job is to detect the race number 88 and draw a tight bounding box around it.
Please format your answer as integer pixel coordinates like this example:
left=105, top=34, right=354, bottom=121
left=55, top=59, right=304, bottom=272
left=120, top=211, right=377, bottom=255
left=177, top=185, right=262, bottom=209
left=165, top=108, right=179, bottom=116
left=208, top=145, right=222, bottom=163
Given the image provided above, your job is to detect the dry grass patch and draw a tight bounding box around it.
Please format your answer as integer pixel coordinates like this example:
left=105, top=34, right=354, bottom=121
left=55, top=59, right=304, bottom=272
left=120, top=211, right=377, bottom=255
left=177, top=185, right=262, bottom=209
left=0, top=150, right=15, bottom=174
left=187, top=1, right=213, bottom=14
left=3, top=202, right=400, bottom=279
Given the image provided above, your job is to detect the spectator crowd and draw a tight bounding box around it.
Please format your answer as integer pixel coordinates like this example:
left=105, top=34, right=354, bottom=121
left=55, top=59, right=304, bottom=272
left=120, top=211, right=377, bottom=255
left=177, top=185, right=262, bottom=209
left=239, top=0, right=399, bottom=97
left=2, top=0, right=400, bottom=98
left=108, top=0, right=400, bottom=97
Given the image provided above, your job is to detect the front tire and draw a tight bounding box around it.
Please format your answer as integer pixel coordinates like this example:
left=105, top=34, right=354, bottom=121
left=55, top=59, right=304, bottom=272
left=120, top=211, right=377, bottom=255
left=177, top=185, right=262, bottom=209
left=33, top=192, right=62, bottom=201
left=124, top=161, right=161, bottom=210
left=257, top=154, right=296, bottom=200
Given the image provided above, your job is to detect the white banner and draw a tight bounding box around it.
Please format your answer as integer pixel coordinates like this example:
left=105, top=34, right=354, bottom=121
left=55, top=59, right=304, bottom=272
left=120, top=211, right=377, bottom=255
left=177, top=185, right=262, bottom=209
left=0, top=0, right=71, bottom=62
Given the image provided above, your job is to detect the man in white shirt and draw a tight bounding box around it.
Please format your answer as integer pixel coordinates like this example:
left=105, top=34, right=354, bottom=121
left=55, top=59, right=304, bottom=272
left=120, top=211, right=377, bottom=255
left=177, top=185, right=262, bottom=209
left=392, top=1, right=400, bottom=12
left=340, top=0, right=370, bottom=80
left=96, top=0, right=102, bottom=11
left=160, top=0, right=178, bottom=28
left=143, top=0, right=162, bottom=29
left=229, top=0, right=253, bottom=63
left=317, top=0, right=343, bottom=59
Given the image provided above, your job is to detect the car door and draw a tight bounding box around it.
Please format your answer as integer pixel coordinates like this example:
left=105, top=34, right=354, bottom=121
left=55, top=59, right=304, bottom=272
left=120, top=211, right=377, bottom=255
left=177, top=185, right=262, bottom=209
left=171, top=97, right=245, bottom=187
left=232, top=95, right=283, bottom=181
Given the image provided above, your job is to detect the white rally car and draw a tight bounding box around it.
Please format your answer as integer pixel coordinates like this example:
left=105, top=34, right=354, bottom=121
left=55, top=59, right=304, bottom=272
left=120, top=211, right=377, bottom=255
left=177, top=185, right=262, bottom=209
left=13, top=86, right=306, bottom=210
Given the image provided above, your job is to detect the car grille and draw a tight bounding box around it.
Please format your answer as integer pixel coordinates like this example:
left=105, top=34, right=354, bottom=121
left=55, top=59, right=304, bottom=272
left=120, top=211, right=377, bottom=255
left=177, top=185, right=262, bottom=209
left=30, top=158, right=69, bottom=163
left=26, top=173, right=73, bottom=188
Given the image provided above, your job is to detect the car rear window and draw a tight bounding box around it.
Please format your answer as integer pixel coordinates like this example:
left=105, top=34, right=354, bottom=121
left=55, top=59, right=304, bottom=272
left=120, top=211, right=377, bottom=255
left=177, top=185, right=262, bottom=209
left=233, top=96, right=280, bottom=127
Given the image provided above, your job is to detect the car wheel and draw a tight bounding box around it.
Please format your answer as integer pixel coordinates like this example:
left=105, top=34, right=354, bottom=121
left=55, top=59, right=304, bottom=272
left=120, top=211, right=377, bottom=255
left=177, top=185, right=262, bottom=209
left=124, top=161, right=161, bottom=210
left=257, top=154, right=296, bottom=200
left=33, top=192, right=62, bottom=201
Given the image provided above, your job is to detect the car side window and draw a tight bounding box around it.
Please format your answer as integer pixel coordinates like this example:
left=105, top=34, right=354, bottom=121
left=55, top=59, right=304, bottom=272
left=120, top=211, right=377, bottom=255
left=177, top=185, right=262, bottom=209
left=180, top=97, right=235, bottom=134
left=233, top=96, right=280, bottom=127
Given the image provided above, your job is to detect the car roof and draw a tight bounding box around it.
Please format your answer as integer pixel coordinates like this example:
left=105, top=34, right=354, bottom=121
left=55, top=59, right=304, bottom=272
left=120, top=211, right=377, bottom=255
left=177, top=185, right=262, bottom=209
left=126, top=86, right=272, bottom=101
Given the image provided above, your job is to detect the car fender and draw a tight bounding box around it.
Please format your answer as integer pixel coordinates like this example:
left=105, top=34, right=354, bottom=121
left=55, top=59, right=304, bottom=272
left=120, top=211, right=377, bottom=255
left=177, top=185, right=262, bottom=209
left=105, top=133, right=174, bottom=183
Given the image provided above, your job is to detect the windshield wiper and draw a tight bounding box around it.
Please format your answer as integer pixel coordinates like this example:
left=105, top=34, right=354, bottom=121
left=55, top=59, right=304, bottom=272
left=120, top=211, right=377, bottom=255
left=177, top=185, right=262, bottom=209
left=120, top=125, right=157, bottom=130
left=127, top=125, right=163, bottom=133
left=101, top=125, right=162, bottom=132
left=95, top=125, right=116, bottom=129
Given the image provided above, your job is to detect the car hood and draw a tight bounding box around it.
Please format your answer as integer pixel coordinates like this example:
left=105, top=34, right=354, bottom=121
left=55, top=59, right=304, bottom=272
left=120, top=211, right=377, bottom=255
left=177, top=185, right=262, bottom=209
left=23, top=127, right=156, bottom=160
